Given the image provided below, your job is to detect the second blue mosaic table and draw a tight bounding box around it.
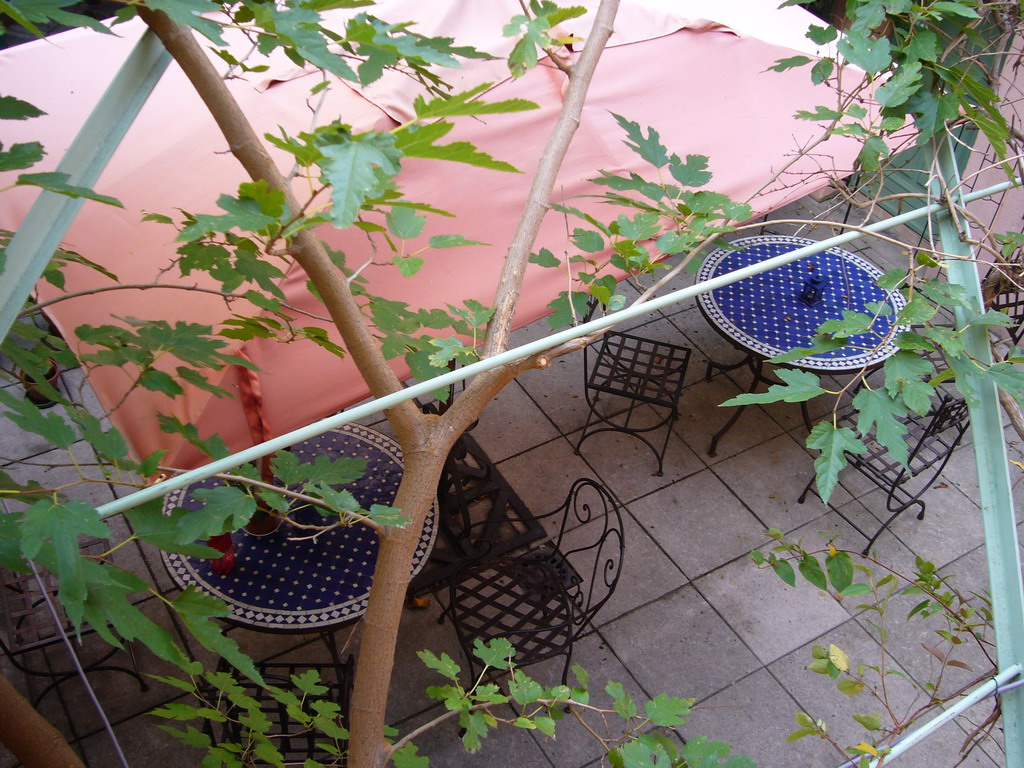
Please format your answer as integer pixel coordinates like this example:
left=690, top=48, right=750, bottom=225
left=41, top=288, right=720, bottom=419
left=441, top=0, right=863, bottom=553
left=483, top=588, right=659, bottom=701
left=697, top=235, right=908, bottom=454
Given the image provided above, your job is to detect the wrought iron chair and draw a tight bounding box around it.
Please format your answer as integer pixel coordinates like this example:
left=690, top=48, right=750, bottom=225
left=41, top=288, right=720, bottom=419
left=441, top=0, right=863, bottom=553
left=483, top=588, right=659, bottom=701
left=219, top=657, right=354, bottom=765
left=0, top=538, right=147, bottom=705
left=575, top=330, right=692, bottom=475
left=798, top=394, right=970, bottom=553
left=440, top=478, right=624, bottom=685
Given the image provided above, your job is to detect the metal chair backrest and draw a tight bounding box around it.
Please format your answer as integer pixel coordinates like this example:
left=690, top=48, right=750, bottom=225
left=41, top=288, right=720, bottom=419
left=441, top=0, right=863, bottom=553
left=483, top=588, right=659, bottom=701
left=539, top=478, right=625, bottom=632
left=443, top=478, right=624, bottom=683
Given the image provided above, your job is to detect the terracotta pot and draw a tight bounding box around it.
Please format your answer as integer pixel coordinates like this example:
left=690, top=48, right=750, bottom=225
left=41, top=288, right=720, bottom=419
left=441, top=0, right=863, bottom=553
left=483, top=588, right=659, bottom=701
left=19, top=359, right=61, bottom=409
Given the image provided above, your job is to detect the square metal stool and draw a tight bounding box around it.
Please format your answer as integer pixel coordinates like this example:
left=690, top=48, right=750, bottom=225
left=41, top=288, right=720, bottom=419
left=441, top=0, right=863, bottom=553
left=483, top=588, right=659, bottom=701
left=575, top=331, right=692, bottom=475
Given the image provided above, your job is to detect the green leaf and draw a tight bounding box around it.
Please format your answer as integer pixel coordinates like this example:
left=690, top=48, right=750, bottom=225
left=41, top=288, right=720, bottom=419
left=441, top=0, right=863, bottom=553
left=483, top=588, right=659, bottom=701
left=0, top=141, right=44, bottom=172
left=16, top=172, right=123, bottom=207
left=394, top=121, right=518, bottom=172
left=0, top=94, right=45, bottom=120
left=391, top=743, right=430, bottom=768
left=854, top=712, right=882, bottom=730
left=799, top=556, right=828, bottom=590
left=188, top=485, right=258, bottom=533
left=546, top=291, right=590, bottom=329
left=606, top=680, right=638, bottom=719
left=721, top=368, right=824, bottom=406
left=417, top=649, right=461, bottom=680
left=0, top=387, right=76, bottom=447
left=572, top=228, right=605, bottom=253
left=145, top=0, right=226, bottom=44
left=772, top=559, right=797, bottom=587
left=680, top=736, right=756, bottom=768
left=823, top=548, right=856, bottom=593
left=412, top=83, right=538, bottom=119
left=837, top=32, right=892, bottom=74
left=319, top=131, right=402, bottom=229
left=530, top=247, right=561, bottom=268
left=643, top=693, right=692, bottom=726
left=20, top=499, right=110, bottom=620
left=386, top=206, right=426, bottom=239
left=395, top=256, right=425, bottom=277
left=840, top=583, right=872, bottom=596
left=806, top=422, right=866, bottom=504
left=611, top=113, right=670, bottom=168
left=667, top=154, right=712, bottom=188
left=768, top=55, right=812, bottom=72
left=852, top=387, right=909, bottom=468
left=173, top=587, right=261, bottom=683
left=811, top=58, right=835, bottom=85
left=428, top=234, right=487, bottom=249
left=509, top=675, right=544, bottom=706
left=837, top=679, right=863, bottom=698
left=472, top=637, right=514, bottom=668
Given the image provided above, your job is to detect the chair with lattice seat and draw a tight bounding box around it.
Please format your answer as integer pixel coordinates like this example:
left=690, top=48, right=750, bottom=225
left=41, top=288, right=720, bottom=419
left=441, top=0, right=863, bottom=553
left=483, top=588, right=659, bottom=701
left=798, top=394, right=970, bottom=553
left=440, top=479, right=624, bottom=685
left=575, top=331, right=692, bottom=476
left=0, top=538, right=147, bottom=705
left=219, top=658, right=354, bottom=765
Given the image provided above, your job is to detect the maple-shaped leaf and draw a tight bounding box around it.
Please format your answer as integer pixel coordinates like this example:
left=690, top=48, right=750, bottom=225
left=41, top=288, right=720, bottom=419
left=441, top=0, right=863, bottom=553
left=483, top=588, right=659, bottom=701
left=394, top=121, right=519, bottom=172
left=19, top=499, right=110, bottom=619
left=611, top=113, right=670, bottom=168
left=173, top=587, right=261, bottom=683
left=722, top=369, right=825, bottom=406
left=16, top=172, right=122, bottom=207
left=807, top=423, right=866, bottom=504
left=853, top=387, right=910, bottom=468
left=412, top=83, right=538, bottom=119
left=319, top=131, right=403, bottom=229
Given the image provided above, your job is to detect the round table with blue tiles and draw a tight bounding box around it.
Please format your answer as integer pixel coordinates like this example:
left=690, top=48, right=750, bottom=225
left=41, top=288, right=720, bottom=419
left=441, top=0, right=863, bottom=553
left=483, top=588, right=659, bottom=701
left=697, top=235, right=907, bottom=372
left=161, top=424, right=437, bottom=631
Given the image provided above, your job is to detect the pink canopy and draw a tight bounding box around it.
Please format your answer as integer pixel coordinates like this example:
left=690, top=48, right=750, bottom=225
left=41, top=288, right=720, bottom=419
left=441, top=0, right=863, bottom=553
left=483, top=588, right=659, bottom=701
left=0, top=0, right=863, bottom=467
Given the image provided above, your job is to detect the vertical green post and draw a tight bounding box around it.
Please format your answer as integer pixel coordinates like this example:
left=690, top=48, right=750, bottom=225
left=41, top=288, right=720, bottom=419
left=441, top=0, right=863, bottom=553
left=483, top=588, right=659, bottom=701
left=934, top=136, right=1024, bottom=764
left=0, top=28, right=171, bottom=345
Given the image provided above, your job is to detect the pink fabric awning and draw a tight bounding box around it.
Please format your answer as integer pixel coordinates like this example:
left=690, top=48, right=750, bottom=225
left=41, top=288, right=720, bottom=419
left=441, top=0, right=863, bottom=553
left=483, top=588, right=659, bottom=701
left=0, top=0, right=863, bottom=467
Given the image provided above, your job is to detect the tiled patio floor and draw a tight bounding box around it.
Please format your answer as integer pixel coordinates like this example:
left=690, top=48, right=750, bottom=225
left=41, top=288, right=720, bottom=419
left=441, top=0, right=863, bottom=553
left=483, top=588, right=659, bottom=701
left=1, top=195, right=1019, bottom=767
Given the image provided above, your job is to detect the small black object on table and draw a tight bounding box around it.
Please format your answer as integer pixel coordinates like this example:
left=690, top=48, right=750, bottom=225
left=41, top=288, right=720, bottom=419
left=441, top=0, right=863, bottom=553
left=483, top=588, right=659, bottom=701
left=697, top=235, right=907, bottom=455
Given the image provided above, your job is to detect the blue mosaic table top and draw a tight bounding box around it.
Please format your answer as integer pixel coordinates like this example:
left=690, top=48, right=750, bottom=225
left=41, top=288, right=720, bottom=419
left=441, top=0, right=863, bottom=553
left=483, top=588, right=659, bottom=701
left=696, top=235, right=907, bottom=373
left=162, top=424, right=437, bottom=631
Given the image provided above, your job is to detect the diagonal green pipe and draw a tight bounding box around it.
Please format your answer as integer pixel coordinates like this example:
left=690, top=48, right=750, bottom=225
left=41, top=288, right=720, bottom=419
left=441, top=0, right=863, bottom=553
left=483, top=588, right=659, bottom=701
left=930, top=136, right=1024, bottom=767
left=0, top=27, right=171, bottom=344
left=93, top=176, right=1020, bottom=519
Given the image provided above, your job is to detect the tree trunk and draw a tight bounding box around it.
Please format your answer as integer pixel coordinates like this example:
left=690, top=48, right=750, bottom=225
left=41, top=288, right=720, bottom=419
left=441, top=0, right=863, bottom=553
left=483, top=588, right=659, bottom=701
left=137, top=6, right=619, bottom=768
left=0, top=672, right=85, bottom=768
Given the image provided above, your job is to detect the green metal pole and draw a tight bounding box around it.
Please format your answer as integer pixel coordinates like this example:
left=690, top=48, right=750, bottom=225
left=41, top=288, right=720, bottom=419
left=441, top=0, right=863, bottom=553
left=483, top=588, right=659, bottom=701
left=0, top=27, right=171, bottom=344
left=934, top=136, right=1024, bottom=765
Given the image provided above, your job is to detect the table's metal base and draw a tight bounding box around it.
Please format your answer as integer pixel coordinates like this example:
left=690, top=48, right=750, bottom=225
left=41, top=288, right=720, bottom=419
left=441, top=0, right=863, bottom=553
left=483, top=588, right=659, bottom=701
left=409, top=432, right=545, bottom=595
left=704, top=352, right=811, bottom=456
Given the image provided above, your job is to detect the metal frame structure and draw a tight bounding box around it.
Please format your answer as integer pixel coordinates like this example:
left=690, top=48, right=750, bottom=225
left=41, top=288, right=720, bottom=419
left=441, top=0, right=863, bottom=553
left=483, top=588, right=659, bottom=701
left=2, top=26, right=1023, bottom=767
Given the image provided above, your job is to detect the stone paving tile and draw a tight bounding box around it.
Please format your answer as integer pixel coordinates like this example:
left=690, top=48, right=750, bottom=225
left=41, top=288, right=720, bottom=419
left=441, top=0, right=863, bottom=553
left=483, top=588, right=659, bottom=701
left=627, top=471, right=768, bottom=580
left=570, top=408, right=705, bottom=505
left=600, top=586, right=761, bottom=704
left=526, top=632, right=650, bottom=768
left=392, top=701, right=555, bottom=768
left=673, top=375, right=784, bottom=464
left=583, top=512, right=686, bottom=625
left=494, top=436, right=594, bottom=519
left=767, top=618, right=924, bottom=757
left=695, top=553, right=851, bottom=666
left=509, top=322, right=591, bottom=437
left=709, top=432, right=851, bottom=535
left=681, top=668, right=837, bottom=768
left=469, top=378, right=561, bottom=462
left=854, top=545, right=999, bottom=702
